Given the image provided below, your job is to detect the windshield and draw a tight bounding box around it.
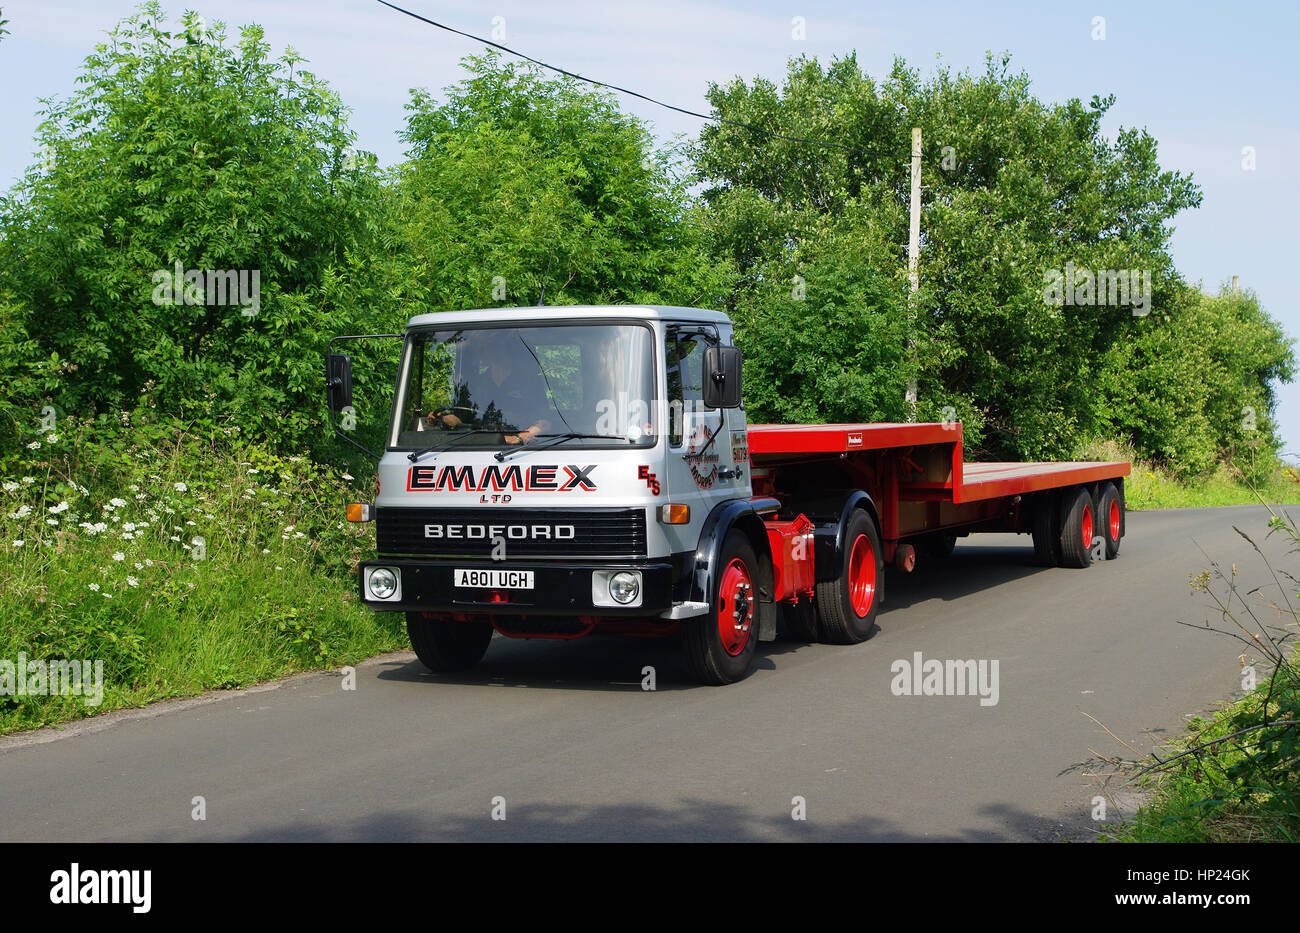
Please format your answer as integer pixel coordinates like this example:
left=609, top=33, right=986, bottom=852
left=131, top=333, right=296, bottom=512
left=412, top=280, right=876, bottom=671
left=390, top=322, right=657, bottom=450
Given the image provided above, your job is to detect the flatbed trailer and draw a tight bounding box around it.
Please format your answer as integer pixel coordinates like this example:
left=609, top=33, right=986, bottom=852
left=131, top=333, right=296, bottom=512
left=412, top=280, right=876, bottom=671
left=747, top=421, right=1129, bottom=566
left=331, top=304, right=1131, bottom=684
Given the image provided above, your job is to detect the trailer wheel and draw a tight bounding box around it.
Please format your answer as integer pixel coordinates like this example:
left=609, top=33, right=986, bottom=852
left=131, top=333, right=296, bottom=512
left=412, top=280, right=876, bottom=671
left=1032, top=492, right=1060, bottom=566
left=921, top=532, right=957, bottom=560
left=683, top=530, right=760, bottom=684
left=814, top=509, right=883, bottom=645
left=406, top=612, right=494, bottom=673
left=1056, top=487, right=1095, bottom=569
left=1098, top=483, right=1123, bottom=559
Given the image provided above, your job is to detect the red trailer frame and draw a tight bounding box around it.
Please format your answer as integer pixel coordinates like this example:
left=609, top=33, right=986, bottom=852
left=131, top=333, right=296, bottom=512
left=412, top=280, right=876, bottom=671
left=746, top=422, right=1129, bottom=564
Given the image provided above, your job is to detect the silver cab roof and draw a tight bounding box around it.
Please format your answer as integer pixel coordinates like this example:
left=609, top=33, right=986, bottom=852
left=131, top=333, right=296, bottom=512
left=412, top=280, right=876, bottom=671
left=404, top=305, right=731, bottom=330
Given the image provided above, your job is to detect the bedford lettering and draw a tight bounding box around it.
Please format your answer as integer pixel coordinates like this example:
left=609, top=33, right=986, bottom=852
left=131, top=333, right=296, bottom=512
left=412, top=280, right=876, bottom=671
left=425, top=524, right=575, bottom=540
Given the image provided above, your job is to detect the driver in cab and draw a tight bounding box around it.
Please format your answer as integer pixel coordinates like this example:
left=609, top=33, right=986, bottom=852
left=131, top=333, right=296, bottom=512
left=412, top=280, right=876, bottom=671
left=429, top=330, right=553, bottom=445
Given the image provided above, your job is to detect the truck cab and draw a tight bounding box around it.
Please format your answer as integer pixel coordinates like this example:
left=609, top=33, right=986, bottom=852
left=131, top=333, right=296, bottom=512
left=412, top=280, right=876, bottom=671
left=331, top=306, right=792, bottom=684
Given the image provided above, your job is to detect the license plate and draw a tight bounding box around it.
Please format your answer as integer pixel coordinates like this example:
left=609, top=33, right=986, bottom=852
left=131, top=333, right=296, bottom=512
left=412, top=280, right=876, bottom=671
left=454, top=568, right=534, bottom=589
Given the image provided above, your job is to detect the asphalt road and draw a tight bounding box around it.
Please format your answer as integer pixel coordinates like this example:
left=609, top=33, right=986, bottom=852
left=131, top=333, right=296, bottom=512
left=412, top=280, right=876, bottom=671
left=2, top=505, right=1293, bottom=842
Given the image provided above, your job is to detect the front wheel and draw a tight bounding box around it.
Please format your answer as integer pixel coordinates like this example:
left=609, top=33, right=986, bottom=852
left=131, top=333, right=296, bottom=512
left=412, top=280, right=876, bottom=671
left=406, top=612, right=494, bottom=673
left=814, top=509, right=883, bottom=644
left=683, top=530, right=760, bottom=685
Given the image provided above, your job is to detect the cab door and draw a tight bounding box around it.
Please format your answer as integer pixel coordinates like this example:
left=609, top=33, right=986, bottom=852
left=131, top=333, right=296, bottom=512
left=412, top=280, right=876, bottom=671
left=658, top=324, right=737, bottom=555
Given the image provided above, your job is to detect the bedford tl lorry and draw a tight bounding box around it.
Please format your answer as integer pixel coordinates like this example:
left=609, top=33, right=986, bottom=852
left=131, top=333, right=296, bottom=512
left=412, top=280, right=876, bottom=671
left=327, top=305, right=1129, bottom=685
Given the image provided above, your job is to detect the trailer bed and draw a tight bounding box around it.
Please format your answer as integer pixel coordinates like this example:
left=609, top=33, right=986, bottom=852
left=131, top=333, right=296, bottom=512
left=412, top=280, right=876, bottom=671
left=747, top=422, right=1129, bottom=505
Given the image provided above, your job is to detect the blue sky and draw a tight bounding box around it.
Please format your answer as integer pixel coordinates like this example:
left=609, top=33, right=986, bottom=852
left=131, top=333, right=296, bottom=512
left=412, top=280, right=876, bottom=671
left=2, top=1, right=1297, bottom=456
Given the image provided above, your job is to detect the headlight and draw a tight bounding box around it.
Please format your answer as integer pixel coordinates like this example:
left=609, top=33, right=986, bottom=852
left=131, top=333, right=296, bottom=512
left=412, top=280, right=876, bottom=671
left=609, top=571, right=641, bottom=605
left=368, top=567, right=398, bottom=600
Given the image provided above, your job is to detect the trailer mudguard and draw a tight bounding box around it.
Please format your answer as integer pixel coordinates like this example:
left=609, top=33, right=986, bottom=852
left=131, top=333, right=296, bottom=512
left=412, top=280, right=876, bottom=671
left=810, top=490, right=880, bottom=583
left=688, top=497, right=782, bottom=640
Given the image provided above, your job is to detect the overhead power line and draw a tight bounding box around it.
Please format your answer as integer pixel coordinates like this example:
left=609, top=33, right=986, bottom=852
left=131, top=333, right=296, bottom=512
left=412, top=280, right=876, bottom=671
left=375, top=0, right=914, bottom=161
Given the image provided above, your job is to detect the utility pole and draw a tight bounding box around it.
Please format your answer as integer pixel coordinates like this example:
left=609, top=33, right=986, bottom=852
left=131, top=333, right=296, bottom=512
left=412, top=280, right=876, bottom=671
left=905, top=126, right=921, bottom=420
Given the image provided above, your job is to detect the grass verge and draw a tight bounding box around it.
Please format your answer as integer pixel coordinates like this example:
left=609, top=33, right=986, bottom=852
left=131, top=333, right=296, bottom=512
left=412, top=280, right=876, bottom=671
left=0, top=412, right=405, bottom=736
left=1099, top=499, right=1300, bottom=842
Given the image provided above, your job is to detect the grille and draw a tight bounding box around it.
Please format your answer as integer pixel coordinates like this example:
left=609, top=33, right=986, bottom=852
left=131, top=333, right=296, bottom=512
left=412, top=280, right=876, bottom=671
left=376, top=507, right=648, bottom=559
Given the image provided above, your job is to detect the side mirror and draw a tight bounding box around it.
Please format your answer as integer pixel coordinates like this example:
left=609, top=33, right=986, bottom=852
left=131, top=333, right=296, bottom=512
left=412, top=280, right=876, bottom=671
left=326, top=353, right=353, bottom=413
left=702, top=345, right=742, bottom=409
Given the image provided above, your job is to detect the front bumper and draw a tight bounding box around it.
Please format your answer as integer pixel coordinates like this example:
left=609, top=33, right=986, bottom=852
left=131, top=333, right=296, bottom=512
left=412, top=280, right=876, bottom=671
left=358, top=559, right=676, bottom=616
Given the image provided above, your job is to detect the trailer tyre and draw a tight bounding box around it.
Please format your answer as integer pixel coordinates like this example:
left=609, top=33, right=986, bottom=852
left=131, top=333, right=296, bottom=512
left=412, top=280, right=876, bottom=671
left=683, top=530, right=761, bottom=685
left=1098, top=483, right=1123, bottom=559
left=406, top=612, right=494, bottom=673
left=1032, top=492, right=1060, bottom=566
left=1056, top=487, right=1095, bottom=569
left=921, top=532, right=957, bottom=561
left=814, top=509, right=883, bottom=645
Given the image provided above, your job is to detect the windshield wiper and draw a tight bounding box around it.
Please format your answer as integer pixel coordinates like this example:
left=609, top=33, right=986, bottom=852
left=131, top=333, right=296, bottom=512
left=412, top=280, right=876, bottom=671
left=494, top=432, right=633, bottom=462
left=407, top=430, right=504, bottom=463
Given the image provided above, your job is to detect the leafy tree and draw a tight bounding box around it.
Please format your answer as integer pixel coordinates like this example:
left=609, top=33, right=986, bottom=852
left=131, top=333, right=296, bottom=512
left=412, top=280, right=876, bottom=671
left=691, top=52, right=1287, bottom=472
left=0, top=2, right=388, bottom=450
left=395, top=52, right=729, bottom=312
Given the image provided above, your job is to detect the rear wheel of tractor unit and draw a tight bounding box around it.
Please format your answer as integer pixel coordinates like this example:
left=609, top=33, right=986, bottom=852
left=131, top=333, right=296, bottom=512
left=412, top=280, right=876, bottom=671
left=684, top=530, right=760, bottom=685
left=1056, top=487, right=1095, bottom=569
left=406, top=612, right=494, bottom=673
left=814, top=509, right=883, bottom=645
left=1097, top=482, right=1123, bottom=559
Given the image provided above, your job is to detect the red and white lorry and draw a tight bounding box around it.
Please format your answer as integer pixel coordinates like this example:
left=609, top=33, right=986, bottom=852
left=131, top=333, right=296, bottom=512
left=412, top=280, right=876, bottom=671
left=328, top=305, right=1129, bottom=684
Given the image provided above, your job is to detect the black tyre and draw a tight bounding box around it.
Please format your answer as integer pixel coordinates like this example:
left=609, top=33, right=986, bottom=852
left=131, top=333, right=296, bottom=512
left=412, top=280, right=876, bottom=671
left=920, top=532, right=957, bottom=560
left=1056, top=487, right=1095, bottom=569
left=683, top=530, right=761, bottom=685
left=406, top=612, right=494, bottom=672
left=814, top=509, right=883, bottom=645
left=780, top=599, right=821, bottom=642
left=1097, top=483, right=1123, bottom=559
left=1032, top=491, right=1060, bottom=566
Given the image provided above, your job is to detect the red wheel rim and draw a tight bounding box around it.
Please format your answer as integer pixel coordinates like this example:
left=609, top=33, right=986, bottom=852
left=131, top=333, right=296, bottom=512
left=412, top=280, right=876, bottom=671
left=716, top=557, right=754, bottom=656
left=1108, top=500, right=1121, bottom=540
left=1081, top=503, right=1093, bottom=550
left=848, top=533, right=876, bottom=617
